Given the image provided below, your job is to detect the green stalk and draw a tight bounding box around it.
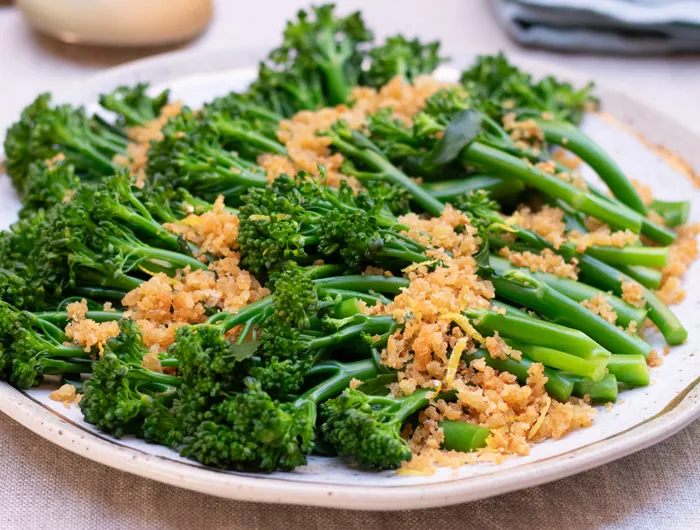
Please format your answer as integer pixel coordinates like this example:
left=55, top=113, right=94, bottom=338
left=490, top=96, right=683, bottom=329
left=585, top=245, right=669, bottom=268
left=614, top=265, right=663, bottom=290
left=462, top=309, right=610, bottom=365
left=327, top=131, right=446, bottom=216
left=33, top=311, right=123, bottom=325
left=569, top=374, right=618, bottom=403
left=505, top=340, right=606, bottom=381
left=440, top=420, right=490, bottom=453
left=575, top=254, right=687, bottom=345
left=490, top=300, right=532, bottom=319
left=650, top=199, right=690, bottom=227
left=537, top=120, right=647, bottom=214
left=128, top=247, right=207, bottom=272
left=214, top=121, right=288, bottom=156
left=313, top=275, right=410, bottom=295
left=423, top=175, right=525, bottom=201
left=462, top=142, right=641, bottom=232
left=589, top=186, right=676, bottom=245
left=462, top=348, right=574, bottom=402
left=607, top=354, right=649, bottom=386
left=489, top=271, right=651, bottom=357
left=488, top=222, right=686, bottom=344
left=489, top=255, right=646, bottom=328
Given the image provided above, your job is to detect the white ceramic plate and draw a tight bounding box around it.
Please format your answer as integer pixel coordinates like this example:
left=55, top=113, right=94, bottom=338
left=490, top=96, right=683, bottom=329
left=1, top=48, right=700, bottom=511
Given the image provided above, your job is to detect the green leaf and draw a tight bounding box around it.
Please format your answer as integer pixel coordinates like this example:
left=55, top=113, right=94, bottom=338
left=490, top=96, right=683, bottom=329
left=420, top=109, right=483, bottom=173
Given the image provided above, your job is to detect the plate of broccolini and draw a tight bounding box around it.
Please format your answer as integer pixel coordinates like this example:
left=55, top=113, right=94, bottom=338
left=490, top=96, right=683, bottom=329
left=1, top=4, right=699, bottom=510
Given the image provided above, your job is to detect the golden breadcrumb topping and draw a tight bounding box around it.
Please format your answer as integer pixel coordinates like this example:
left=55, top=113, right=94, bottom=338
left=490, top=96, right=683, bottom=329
left=484, top=332, right=522, bottom=360
left=113, top=101, right=183, bottom=188
left=262, top=75, right=450, bottom=188
left=499, top=247, right=579, bottom=280
left=569, top=226, right=638, bottom=253
left=49, top=384, right=82, bottom=409
left=164, top=196, right=239, bottom=257
left=647, top=349, right=664, bottom=367
left=656, top=223, right=700, bottom=305
left=551, top=148, right=582, bottom=170
left=621, top=280, right=646, bottom=308
left=502, top=112, right=544, bottom=144
left=122, top=258, right=269, bottom=349
left=508, top=205, right=567, bottom=249
left=64, top=299, right=120, bottom=352
left=141, top=349, right=164, bottom=373
left=580, top=294, right=618, bottom=324
left=400, top=359, right=594, bottom=474
left=355, top=206, right=596, bottom=472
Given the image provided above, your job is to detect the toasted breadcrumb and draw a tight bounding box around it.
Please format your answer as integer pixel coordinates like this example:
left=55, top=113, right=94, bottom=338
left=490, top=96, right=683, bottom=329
left=508, top=205, right=567, bottom=249
left=551, top=149, right=582, bottom=170
left=122, top=259, right=268, bottom=349
left=621, top=280, right=646, bottom=308
left=103, top=302, right=116, bottom=312
left=64, top=299, right=120, bottom=352
left=569, top=226, right=638, bottom=253
left=484, top=332, right=522, bottom=360
left=49, top=384, right=81, bottom=409
left=265, top=75, right=449, bottom=188
left=580, top=294, right=618, bottom=324
left=656, top=223, right=700, bottom=305
left=141, top=350, right=164, bottom=373
left=647, top=349, right=664, bottom=367
left=164, top=196, right=239, bottom=257
left=113, top=101, right=183, bottom=188
left=499, top=247, right=579, bottom=280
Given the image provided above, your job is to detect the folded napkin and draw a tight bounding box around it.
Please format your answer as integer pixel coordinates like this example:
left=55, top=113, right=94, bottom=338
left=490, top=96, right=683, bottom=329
left=492, top=0, right=700, bottom=54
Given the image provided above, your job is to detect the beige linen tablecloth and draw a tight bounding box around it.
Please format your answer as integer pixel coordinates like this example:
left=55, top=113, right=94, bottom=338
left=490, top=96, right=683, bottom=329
left=1, top=1, right=700, bottom=528
left=2, top=412, right=699, bottom=529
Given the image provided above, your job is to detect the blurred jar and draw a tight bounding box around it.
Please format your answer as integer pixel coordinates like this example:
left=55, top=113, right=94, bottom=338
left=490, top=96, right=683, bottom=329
left=17, top=0, right=213, bottom=46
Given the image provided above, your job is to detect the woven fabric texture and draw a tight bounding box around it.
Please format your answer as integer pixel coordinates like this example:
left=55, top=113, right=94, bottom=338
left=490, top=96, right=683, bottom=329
left=1, top=412, right=699, bottom=530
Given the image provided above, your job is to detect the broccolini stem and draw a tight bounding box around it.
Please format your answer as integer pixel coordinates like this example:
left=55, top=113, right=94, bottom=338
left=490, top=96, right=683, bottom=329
left=423, top=175, right=525, bottom=202
left=505, top=340, right=606, bottom=381
left=462, top=308, right=610, bottom=365
left=462, top=142, right=642, bottom=232
left=589, top=186, right=676, bottom=245
left=488, top=271, right=651, bottom=357
left=569, top=373, right=618, bottom=403
left=127, top=247, right=207, bottom=272
left=613, top=265, right=663, bottom=290
left=607, top=354, right=649, bottom=386
left=537, top=120, right=647, bottom=214
left=214, top=122, right=288, bottom=156
left=585, top=245, right=669, bottom=268
left=489, top=256, right=646, bottom=328
left=575, top=253, right=687, bottom=345
left=302, top=359, right=378, bottom=403
left=310, top=315, right=397, bottom=349
left=439, top=420, right=489, bottom=453
left=33, top=311, right=123, bottom=325
left=361, top=149, right=446, bottom=216
left=649, top=199, right=690, bottom=227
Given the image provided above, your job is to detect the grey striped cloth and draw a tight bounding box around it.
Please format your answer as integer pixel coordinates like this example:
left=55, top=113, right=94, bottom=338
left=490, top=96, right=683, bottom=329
left=492, top=0, right=700, bottom=54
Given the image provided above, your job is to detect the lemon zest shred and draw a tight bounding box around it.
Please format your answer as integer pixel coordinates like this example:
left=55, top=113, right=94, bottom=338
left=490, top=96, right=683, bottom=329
left=402, top=259, right=438, bottom=273
left=435, top=337, right=469, bottom=394
left=440, top=312, right=484, bottom=343
left=528, top=395, right=552, bottom=439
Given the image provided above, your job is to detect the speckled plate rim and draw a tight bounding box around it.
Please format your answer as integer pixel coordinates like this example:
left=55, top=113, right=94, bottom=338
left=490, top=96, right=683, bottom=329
left=1, top=47, right=699, bottom=511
